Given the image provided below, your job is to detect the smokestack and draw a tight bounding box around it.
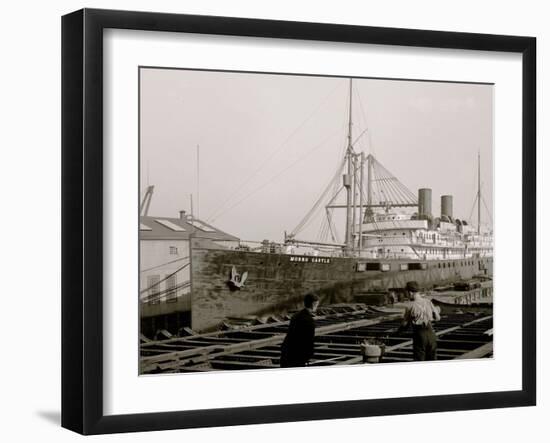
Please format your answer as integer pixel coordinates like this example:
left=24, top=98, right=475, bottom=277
left=441, top=195, right=453, bottom=219
left=418, top=188, right=432, bottom=218
left=179, top=210, right=187, bottom=221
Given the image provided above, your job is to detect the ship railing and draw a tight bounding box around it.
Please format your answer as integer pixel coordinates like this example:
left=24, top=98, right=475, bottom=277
left=231, top=239, right=343, bottom=256
left=231, top=239, right=285, bottom=253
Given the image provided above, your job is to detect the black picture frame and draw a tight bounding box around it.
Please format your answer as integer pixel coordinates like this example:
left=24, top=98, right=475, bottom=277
left=61, top=8, right=536, bottom=435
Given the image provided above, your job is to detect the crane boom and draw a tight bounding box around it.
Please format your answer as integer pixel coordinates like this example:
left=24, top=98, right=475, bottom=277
left=140, top=185, right=155, bottom=216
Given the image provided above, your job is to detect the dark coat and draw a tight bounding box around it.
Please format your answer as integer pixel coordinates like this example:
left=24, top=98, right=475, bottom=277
left=280, top=308, right=315, bottom=367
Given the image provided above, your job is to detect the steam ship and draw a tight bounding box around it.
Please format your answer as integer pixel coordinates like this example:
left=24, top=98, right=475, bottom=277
left=140, top=78, right=493, bottom=333
left=280, top=153, right=494, bottom=263
left=186, top=79, right=493, bottom=332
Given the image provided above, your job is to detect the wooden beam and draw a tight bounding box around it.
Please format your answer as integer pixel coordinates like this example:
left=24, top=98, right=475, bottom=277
left=140, top=307, right=382, bottom=348
left=337, top=315, right=493, bottom=365
left=142, top=312, right=403, bottom=372
left=455, top=342, right=493, bottom=360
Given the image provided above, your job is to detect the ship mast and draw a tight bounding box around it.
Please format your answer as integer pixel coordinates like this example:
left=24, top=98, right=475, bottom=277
left=366, top=154, right=373, bottom=222
left=197, top=144, right=200, bottom=220
left=291, top=79, right=418, bottom=253
left=358, top=152, right=365, bottom=251
left=477, top=150, right=481, bottom=234
left=344, top=79, right=354, bottom=255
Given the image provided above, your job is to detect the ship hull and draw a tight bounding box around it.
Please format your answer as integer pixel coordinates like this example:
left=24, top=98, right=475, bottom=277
left=190, top=246, right=493, bottom=332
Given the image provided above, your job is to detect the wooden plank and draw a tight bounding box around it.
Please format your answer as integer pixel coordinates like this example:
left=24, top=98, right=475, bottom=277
left=142, top=312, right=402, bottom=372
left=141, top=307, right=383, bottom=347
left=142, top=310, right=492, bottom=372
left=455, top=342, right=493, bottom=359
left=210, top=359, right=276, bottom=369
left=337, top=315, right=493, bottom=365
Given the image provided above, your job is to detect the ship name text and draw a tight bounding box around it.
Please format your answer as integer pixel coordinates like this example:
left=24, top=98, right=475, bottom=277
left=289, top=256, right=331, bottom=264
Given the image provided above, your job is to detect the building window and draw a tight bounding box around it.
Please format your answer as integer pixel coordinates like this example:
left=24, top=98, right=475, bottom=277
left=147, top=275, right=160, bottom=305
left=165, top=274, right=177, bottom=303
left=169, top=246, right=178, bottom=255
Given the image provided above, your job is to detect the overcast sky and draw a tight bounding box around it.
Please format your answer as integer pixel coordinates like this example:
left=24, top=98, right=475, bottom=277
left=140, top=68, right=493, bottom=242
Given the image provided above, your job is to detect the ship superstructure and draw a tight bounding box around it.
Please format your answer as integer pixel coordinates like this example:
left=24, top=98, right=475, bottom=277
left=284, top=79, right=493, bottom=261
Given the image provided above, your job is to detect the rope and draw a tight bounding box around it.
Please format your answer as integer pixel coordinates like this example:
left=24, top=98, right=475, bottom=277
left=141, top=281, right=192, bottom=303
left=210, top=127, right=344, bottom=223
left=291, top=156, right=346, bottom=236
left=140, top=262, right=190, bottom=295
left=354, top=85, right=374, bottom=157
left=206, top=80, right=346, bottom=222
left=373, top=157, right=417, bottom=203
left=468, top=195, right=478, bottom=224
left=481, top=194, right=494, bottom=225
left=140, top=256, right=189, bottom=274
left=326, top=208, right=340, bottom=243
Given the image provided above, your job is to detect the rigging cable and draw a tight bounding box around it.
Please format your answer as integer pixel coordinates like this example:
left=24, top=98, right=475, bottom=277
left=210, top=126, right=345, bottom=223
left=140, top=262, right=190, bottom=295
left=355, top=85, right=375, bottom=157
left=141, top=281, right=192, bottom=303
left=480, top=194, right=494, bottom=225
left=140, top=256, right=189, bottom=274
left=291, top=156, right=347, bottom=235
left=291, top=154, right=346, bottom=235
left=467, top=195, right=478, bottom=224
left=206, top=80, right=346, bottom=222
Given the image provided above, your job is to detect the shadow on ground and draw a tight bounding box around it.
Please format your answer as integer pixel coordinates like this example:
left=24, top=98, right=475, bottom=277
left=36, top=410, right=61, bottom=426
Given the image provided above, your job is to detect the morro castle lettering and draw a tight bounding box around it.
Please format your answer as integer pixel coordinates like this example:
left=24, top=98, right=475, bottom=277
left=289, top=256, right=331, bottom=264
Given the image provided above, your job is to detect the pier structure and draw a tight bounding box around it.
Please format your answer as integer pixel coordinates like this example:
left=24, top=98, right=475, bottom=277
left=141, top=301, right=493, bottom=373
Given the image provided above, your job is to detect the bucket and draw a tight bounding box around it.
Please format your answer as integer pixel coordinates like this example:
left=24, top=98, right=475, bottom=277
left=361, top=342, right=383, bottom=363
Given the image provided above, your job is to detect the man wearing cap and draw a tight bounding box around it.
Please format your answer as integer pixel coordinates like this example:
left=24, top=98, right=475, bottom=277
left=280, top=293, right=320, bottom=368
left=399, top=281, right=441, bottom=361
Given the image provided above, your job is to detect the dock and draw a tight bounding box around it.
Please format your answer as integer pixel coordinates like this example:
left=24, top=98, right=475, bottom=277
left=140, top=303, right=493, bottom=374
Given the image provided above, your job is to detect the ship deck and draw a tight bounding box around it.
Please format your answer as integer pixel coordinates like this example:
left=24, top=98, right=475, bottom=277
left=140, top=303, right=493, bottom=374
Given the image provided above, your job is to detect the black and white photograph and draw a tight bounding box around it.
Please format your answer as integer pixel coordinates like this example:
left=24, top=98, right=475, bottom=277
left=0, top=0, right=542, bottom=439
left=138, top=68, right=494, bottom=374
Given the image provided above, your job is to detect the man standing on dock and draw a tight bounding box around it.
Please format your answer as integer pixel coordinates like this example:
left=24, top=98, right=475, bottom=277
left=399, top=281, right=441, bottom=361
left=280, top=294, right=319, bottom=368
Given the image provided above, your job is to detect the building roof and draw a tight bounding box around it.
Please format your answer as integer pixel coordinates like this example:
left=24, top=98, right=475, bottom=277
left=140, top=215, right=240, bottom=242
